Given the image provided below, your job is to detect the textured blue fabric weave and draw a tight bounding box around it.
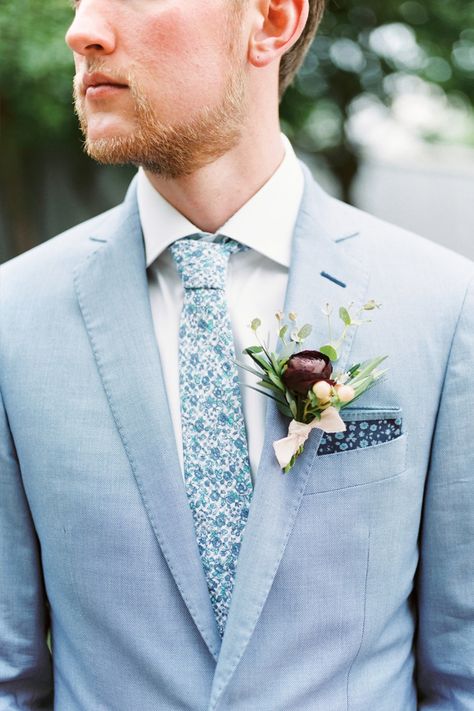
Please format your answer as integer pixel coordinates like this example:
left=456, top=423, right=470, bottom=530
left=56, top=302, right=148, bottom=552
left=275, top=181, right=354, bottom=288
left=170, top=236, right=253, bottom=637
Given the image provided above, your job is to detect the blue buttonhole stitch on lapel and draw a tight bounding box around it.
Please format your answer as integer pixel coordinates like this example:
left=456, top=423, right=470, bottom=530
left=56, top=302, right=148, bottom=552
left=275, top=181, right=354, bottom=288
left=334, top=231, right=359, bottom=244
left=320, top=271, right=347, bottom=288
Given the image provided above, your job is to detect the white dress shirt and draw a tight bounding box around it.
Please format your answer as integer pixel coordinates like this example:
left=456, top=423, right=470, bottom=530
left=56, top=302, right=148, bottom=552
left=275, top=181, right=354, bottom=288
left=138, top=134, right=304, bottom=483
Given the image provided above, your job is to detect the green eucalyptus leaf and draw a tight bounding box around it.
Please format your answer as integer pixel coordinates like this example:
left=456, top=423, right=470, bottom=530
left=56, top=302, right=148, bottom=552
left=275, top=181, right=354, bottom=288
left=319, top=344, right=338, bottom=361
left=363, top=299, right=380, bottom=311
left=339, top=306, right=351, bottom=325
left=297, top=323, right=312, bottom=340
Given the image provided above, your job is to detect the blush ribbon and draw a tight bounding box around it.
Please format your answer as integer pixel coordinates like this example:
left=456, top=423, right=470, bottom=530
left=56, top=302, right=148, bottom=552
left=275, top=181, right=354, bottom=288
left=273, top=406, right=346, bottom=469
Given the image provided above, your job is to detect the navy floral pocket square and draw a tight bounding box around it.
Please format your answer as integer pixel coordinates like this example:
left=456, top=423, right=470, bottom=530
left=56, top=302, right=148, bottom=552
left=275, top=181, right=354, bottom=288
left=317, top=408, right=403, bottom=455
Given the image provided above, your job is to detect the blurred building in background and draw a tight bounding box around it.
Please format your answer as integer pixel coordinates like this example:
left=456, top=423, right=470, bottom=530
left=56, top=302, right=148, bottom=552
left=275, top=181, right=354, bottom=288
left=1, top=0, right=473, bottom=263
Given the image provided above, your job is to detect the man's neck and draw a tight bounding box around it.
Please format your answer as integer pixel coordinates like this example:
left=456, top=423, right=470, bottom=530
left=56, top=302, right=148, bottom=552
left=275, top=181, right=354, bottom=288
left=143, top=124, right=285, bottom=234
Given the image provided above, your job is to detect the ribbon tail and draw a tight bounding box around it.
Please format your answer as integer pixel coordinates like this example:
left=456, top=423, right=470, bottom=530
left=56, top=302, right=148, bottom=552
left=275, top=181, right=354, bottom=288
left=272, top=409, right=346, bottom=470
left=314, top=406, right=346, bottom=433
left=273, top=434, right=304, bottom=470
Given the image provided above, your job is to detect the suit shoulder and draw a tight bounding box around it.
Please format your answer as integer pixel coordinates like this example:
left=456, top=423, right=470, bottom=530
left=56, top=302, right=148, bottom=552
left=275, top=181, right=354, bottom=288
left=0, top=201, right=137, bottom=337
left=329, top=196, right=474, bottom=290
left=1, top=204, right=123, bottom=286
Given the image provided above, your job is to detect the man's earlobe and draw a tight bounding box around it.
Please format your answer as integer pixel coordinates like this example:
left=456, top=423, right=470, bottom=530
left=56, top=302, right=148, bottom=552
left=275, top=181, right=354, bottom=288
left=248, top=0, right=308, bottom=68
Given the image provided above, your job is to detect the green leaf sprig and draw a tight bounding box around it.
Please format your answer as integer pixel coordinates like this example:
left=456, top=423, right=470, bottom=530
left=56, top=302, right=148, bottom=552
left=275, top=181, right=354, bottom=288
left=238, top=301, right=387, bottom=426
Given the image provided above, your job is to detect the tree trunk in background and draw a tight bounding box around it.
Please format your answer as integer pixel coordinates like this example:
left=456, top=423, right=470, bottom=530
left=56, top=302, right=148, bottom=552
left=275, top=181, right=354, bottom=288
left=0, top=105, right=39, bottom=261
left=0, top=122, right=133, bottom=263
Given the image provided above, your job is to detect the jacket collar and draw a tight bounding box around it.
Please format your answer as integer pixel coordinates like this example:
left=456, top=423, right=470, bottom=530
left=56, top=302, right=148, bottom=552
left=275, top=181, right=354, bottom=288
left=138, top=133, right=303, bottom=269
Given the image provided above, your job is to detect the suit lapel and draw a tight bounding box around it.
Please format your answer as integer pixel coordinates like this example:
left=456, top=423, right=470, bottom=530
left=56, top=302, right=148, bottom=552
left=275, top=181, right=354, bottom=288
left=208, top=164, right=371, bottom=710
left=73, top=180, right=222, bottom=661
left=71, top=164, right=371, bottom=695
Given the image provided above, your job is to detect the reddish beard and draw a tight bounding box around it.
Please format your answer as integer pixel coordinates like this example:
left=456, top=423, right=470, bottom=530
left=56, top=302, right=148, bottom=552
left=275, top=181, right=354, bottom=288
left=73, top=61, right=248, bottom=179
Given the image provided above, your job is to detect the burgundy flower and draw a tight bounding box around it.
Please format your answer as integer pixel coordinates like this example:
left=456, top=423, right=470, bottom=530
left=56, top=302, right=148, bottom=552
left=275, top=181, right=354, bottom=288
left=282, top=350, right=333, bottom=394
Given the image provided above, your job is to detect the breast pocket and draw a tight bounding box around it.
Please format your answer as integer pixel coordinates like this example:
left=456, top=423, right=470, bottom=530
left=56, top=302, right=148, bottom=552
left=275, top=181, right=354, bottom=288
left=303, top=407, right=408, bottom=495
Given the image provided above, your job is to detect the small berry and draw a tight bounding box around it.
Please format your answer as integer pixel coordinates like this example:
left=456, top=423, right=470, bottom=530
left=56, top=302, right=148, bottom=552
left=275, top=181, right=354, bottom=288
left=312, top=380, right=332, bottom=403
left=335, top=384, right=355, bottom=403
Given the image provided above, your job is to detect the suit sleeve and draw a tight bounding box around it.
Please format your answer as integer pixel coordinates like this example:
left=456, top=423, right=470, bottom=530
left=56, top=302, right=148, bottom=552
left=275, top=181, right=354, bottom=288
left=0, top=384, right=53, bottom=709
left=416, top=274, right=474, bottom=709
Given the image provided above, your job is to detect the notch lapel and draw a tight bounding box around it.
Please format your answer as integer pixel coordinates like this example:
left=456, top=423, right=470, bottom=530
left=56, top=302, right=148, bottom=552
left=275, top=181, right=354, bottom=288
left=208, top=165, right=371, bottom=710
left=73, top=181, right=222, bottom=661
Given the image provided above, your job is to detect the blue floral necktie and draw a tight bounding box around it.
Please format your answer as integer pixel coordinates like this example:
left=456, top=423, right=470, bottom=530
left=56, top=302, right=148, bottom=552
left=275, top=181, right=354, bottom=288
left=170, top=236, right=254, bottom=637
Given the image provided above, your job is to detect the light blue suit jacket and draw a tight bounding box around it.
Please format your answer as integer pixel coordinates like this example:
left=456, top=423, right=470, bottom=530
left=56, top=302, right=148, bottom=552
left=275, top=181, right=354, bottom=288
left=1, top=164, right=473, bottom=710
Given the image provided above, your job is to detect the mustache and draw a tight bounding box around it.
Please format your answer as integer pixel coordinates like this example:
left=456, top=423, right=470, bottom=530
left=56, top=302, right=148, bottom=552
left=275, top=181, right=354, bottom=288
left=73, top=61, right=134, bottom=95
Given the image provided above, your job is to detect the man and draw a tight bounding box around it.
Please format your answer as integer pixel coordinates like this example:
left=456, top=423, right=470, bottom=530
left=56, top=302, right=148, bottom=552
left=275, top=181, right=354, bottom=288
left=0, top=0, right=473, bottom=708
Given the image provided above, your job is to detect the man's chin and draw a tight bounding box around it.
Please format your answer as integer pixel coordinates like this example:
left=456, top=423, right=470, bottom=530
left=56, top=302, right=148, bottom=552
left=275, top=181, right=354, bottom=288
left=84, top=117, right=134, bottom=142
left=81, top=116, right=145, bottom=165
left=83, top=134, right=139, bottom=166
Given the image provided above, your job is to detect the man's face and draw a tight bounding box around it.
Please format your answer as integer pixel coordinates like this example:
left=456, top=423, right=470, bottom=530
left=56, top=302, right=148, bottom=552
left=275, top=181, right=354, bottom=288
left=66, top=0, right=249, bottom=177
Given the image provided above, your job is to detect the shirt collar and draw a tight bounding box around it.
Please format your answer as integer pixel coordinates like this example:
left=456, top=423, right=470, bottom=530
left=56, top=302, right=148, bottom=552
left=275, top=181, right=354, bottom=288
left=138, top=133, right=304, bottom=269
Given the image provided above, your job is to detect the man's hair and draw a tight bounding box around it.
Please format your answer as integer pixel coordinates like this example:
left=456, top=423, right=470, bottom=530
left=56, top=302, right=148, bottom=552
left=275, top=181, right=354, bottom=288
left=279, top=0, right=326, bottom=98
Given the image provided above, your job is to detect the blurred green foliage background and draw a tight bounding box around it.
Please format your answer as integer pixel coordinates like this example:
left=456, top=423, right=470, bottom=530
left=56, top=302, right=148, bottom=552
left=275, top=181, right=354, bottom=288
left=1, top=0, right=474, bottom=261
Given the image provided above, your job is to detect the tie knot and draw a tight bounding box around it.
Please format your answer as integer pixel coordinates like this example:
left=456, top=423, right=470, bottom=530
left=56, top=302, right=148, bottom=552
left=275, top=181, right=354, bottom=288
left=170, top=236, right=244, bottom=290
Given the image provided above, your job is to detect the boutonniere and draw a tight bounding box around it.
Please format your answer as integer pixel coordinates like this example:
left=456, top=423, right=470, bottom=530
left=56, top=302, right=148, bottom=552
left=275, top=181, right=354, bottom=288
left=240, top=301, right=388, bottom=473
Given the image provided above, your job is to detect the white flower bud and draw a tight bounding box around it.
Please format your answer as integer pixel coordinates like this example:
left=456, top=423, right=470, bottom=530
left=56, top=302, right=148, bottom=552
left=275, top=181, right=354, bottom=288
left=312, top=380, right=332, bottom=403
left=335, top=384, right=355, bottom=403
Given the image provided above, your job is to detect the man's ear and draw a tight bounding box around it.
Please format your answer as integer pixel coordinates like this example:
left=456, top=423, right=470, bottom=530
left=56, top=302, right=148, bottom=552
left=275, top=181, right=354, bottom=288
left=248, top=0, right=309, bottom=68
